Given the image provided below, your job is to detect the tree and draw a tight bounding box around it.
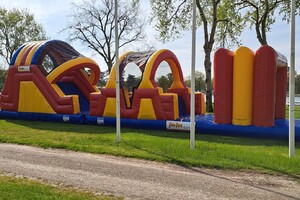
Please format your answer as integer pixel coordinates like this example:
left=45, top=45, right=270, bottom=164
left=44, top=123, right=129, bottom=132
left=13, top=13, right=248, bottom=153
left=150, top=0, right=243, bottom=112
left=156, top=73, right=173, bottom=92
left=0, top=7, right=46, bottom=64
left=124, top=74, right=141, bottom=92
left=295, top=73, right=300, bottom=94
left=0, top=67, right=7, bottom=91
left=236, top=0, right=300, bottom=45
left=185, top=71, right=206, bottom=92
left=98, top=70, right=109, bottom=87
left=64, top=0, right=147, bottom=72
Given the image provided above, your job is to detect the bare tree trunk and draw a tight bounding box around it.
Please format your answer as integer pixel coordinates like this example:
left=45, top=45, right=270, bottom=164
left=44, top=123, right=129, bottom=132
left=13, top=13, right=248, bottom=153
left=255, top=16, right=268, bottom=45
left=107, top=61, right=113, bottom=73
left=204, top=47, right=213, bottom=112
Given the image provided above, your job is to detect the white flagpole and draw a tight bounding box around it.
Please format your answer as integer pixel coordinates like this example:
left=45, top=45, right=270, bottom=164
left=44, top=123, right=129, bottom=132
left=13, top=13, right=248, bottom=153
left=190, top=0, right=196, bottom=149
left=289, top=0, right=296, bottom=157
left=115, top=0, right=121, bottom=142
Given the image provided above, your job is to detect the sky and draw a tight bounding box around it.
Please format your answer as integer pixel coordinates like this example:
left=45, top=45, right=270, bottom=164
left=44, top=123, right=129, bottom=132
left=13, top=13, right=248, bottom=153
left=1, top=0, right=300, bottom=77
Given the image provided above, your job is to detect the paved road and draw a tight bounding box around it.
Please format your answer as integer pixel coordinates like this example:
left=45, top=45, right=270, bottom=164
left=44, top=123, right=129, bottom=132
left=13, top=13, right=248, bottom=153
left=0, top=143, right=299, bottom=200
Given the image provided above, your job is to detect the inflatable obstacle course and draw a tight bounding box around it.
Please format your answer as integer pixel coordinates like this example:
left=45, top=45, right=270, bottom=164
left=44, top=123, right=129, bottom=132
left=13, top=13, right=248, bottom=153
left=0, top=40, right=205, bottom=123
left=0, top=40, right=299, bottom=139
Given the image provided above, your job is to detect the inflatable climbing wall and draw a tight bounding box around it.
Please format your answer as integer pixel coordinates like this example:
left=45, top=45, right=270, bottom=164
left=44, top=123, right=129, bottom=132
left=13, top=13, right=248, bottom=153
left=214, top=45, right=288, bottom=127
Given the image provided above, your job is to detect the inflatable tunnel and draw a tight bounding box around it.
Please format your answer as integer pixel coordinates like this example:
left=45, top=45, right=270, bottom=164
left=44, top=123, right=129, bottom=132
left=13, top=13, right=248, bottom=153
left=90, top=49, right=205, bottom=120
left=0, top=40, right=100, bottom=115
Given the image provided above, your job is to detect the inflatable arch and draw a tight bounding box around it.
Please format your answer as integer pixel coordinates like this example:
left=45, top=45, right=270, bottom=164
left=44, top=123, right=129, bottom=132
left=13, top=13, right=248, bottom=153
left=90, top=49, right=205, bottom=120
left=1, top=40, right=100, bottom=115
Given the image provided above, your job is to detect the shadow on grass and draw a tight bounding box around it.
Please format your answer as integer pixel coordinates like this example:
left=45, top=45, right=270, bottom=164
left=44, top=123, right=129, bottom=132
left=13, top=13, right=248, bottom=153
left=4, top=119, right=297, bottom=148
left=3, top=119, right=300, bottom=180
left=121, top=133, right=300, bottom=179
left=123, top=127, right=292, bottom=148
left=4, top=120, right=116, bottom=135
left=121, top=135, right=300, bottom=181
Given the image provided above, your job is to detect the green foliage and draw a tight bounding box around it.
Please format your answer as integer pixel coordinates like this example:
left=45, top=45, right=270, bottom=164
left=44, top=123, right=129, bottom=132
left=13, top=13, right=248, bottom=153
left=296, top=74, right=300, bottom=94
left=124, top=74, right=141, bottom=92
left=125, top=74, right=136, bottom=90
left=215, top=0, right=244, bottom=47
left=150, top=0, right=243, bottom=112
left=279, top=0, right=300, bottom=21
left=150, top=0, right=242, bottom=47
left=0, top=67, right=7, bottom=91
left=0, top=7, right=47, bottom=64
left=98, top=70, right=109, bottom=88
left=184, top=71, right=206, bottom=92
left=0, top=119, right=299, bottom=177
left=0, top=175, right=117, bottom=200
left=236, top=0, right=300, bottom=45
left=286, top=106, right=300, bottom=118
left=287, top=71, right=300, bottom=94
left=156, top=73, right=173, bottom=92
left=150, top=0, right=193, bottom=43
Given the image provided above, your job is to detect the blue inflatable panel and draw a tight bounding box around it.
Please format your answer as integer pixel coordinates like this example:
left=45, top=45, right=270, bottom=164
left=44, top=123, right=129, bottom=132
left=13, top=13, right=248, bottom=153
left=0, top=111, right=84, bottom=124
left=85, top=115, right=166, bottom=130
left=31, top=40, right=64, bottom=65
left=178, top=96, right=186, bottom=116
left=57, top=82, right=90, bottom=114
left=193, top=114, right=300, bottom=140
left=0, top=110, right=299, bottom=140
left=10, top=44, right=25, bottom=65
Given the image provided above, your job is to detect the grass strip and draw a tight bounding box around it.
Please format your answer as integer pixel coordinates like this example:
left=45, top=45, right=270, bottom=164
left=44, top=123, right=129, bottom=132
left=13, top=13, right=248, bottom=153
left=0, top=174, right=120, bottom=200
left=0, top=119, right=299, bottom=178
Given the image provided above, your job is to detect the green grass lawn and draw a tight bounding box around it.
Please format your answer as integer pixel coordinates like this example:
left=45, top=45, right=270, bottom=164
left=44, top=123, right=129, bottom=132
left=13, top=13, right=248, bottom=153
left=286, top=105, right=300, bottom=118
left=0, top=119, right=299, bottom=179
left=0, top=174, right=118, bottom=200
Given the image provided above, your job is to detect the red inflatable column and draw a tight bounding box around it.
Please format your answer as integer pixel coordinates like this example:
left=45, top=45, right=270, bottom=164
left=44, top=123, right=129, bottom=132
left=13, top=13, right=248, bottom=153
left=213, top=48, right=234, bottom=124
left=275, top=66, right=288, bottom=119
left=252, top=45, right=277, bottom=126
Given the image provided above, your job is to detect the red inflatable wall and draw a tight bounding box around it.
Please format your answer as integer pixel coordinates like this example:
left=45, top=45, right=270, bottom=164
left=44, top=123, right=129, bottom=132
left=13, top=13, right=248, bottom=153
left=213, top=48, right=234, bottom=124
left=90, top=87, right=179, bottom=120
left=275, top=66, right=288, bottom=119
left=0, top=66, right=76, bottom=114
left=252, top=46, right=277, bottom=126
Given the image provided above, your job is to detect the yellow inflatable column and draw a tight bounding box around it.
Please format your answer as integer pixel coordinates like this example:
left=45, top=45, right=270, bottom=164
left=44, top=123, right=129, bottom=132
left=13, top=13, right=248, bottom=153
left=232, top=47, right=254, bottom=126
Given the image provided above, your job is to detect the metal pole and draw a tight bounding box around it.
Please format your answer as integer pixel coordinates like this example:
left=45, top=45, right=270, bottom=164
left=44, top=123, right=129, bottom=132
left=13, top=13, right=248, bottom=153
left=289, top=0, right=296, bottom=157
left=190, top=0, right=196, bottom=149
left=115, top=0, right=121, bottom=142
